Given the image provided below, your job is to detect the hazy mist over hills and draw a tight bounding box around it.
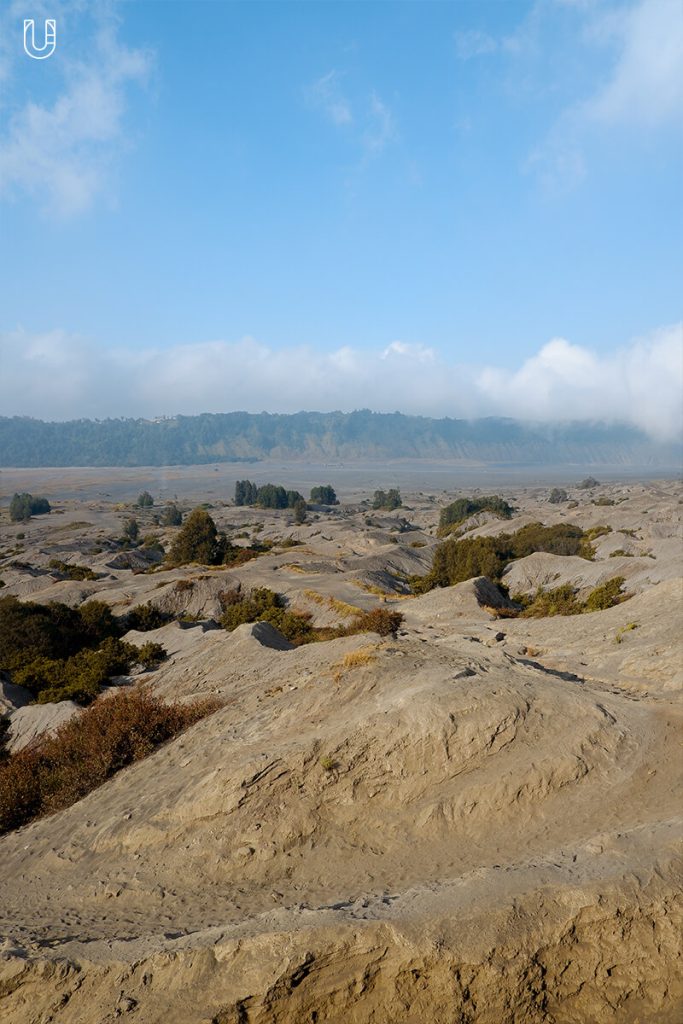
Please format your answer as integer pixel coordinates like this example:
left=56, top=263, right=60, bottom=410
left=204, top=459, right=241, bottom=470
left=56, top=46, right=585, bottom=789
left=1, top=412, right=680, bottom=469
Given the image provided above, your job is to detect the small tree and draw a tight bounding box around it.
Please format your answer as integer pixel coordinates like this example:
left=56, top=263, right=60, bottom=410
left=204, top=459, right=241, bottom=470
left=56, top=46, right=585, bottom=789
left=161, top=503, right=183, bottom=526
left=9, top=493, right=51, bottom=522
left=123, top=518, right=139, bottom=544
left=293, top=498, right=307, bottom=525
left=235, top=480, right=258, bottom=506
left=166, top=508, right=222, bottom=566
left=578, top=476, right=600, bottom=489
left=548, top=488, right=568, bottom=504
left=310, top=485, right=338, bottom=505
left=137, top=491, right=154, bottom=508
left=373, top=488, right=402, bottom=511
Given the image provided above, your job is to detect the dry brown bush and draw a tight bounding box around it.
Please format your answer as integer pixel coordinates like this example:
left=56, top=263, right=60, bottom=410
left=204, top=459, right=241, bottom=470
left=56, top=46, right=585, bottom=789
left=0, top=687, right=221, bottom=835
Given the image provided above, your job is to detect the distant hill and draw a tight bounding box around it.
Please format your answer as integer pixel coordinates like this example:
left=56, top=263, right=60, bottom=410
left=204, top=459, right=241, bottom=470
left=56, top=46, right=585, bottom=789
left=0, top=412, right=680, bottom=468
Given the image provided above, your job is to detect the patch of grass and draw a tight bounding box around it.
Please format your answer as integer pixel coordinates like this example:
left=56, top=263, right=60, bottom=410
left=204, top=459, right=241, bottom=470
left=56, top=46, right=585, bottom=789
left=319, top=756, right=337, bottom=771
left=614, top=621, right=639, bottom=644
left=304, top=590, right=362, bottom=618
left=0, top=687, right=221, bottom=835
left=609, top=549, right=633, bottom=558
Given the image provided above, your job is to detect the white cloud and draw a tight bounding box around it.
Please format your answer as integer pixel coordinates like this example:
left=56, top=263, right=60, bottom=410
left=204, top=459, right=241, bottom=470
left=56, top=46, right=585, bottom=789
left=307, top=73, right=396, bottom=156
left=583, top=0, right=683, bottom=127
left=1, top=323, right=681, bottom=440
left=306, top=71, right=353, bottom=126
left=454, top=29, right=498, bottom=60
left=0, top=1, right=152, bottom=216
left=362, top=92, right=397, bottom=153
left=530, top=0, right=683, bottom=190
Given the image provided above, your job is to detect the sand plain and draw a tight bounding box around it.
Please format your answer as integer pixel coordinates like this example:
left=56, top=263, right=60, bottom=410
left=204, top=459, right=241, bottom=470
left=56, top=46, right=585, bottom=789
left=0, top=474, right=681, bottom=1023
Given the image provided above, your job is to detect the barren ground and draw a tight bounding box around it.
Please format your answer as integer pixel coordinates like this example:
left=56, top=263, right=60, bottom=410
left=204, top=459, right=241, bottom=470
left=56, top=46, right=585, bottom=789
left=0, top=472, right=681, bottom=1023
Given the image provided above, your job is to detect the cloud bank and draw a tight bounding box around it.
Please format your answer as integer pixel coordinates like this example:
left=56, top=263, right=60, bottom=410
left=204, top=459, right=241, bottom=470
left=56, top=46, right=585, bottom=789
left=1, top=324, right=681, bottom=440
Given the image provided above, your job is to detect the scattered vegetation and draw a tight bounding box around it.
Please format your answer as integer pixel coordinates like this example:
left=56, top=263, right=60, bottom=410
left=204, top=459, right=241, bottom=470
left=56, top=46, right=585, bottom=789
left=372, top=489, right=402, bottom=510
left=0, top=686, right=221, bottom=835
left=220, top=587, right=402, bottom=644
left=514, top=576, right=630, bottom=618
left=592, top=496, right=615, bottom=506
left=9, top=493, right=51, bottom=522
left=416, top=522, right=594, bottom=592
left=47, top=559, right=98, bottom=581
left=438, top=495, right=514, bottom=537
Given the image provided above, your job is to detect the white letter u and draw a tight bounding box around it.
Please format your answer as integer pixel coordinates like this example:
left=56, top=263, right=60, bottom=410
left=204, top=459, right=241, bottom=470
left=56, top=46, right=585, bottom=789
left=23, top=19, right=57, bottom=60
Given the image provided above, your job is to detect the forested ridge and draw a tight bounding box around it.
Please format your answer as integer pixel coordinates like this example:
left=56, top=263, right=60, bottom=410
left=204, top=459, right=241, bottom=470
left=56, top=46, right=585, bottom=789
left=0, top=411, right=678, bottom=467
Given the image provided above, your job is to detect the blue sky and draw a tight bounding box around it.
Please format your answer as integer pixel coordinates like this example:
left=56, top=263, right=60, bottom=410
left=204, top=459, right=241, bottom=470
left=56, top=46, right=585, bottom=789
left=0, top=0, right=681, bottom=436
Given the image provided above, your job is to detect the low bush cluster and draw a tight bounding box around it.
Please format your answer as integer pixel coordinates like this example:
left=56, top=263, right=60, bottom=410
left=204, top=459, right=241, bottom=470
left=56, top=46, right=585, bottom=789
left=234, top=480, right=307, bottom=509
left=9, top=493, right=51, bottom=522
left=0, top=596, right=165, bottom=703
left=372, top=489, right=402, bottom=510
left=0, top=686, right=221, bottom=835
left=514, top=576, right=629, bottom=618
left=47, top=559, right=97, bottom=581
left=220, top=587, right=402, bottom=645
left=438, top=495, right=513, bottom=537
left=417, top=522, right=594, bottom=592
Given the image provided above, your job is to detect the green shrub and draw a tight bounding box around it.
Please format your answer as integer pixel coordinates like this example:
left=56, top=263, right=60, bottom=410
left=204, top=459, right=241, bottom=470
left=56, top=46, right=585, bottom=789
left=578, top=477, right=600, bottom=489
left=310, top=485, right=338, bottom=506
left=0, top=687, right=221, bottom=835
left=220, top=587, right=403, bottom=644
left=47, top=559, right=97, bottom=581
left=161, top=503, right=183, bottom=526
left=519, top=584, right=583, bottom=618
left=438, top=496, right=513, bottom=536
left=592, top=496, right=615, bottom=506
left=372, top=489, right=402, bottom=511
left=584, top=576, right=627, bottom=611
left=548, top=488, right=568, bottom=504
left=125, top=603, right=170, bottom=632
left=137, top=491, right=154, bottom=508
left=166, top=508, right=223, bottom=566
left=414, top=521, right=592, bottom=592
left=9, top=493, right=51, bottom=522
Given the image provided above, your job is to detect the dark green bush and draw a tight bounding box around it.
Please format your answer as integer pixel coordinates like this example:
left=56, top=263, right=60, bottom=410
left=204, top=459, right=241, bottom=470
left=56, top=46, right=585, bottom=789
left=548, top=488, right=568, bottom=503
left=9, top=493, right=51, bottom=522
left=137, top=491, right=154, bottom=508
left=125, top=603, right=170, bottom=632
left=47, top=559, right=97, bottom=581
left=415, top=521, right=593, bottom=592
left=161, top=503, right=183, bottom=526
left=310, top=485, right=338, bottom=505
left=372, top=489, right=402, bottom=511
left=166, top=508, right=223, bottom=566
left=438, top=496, right=513, bottom=536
